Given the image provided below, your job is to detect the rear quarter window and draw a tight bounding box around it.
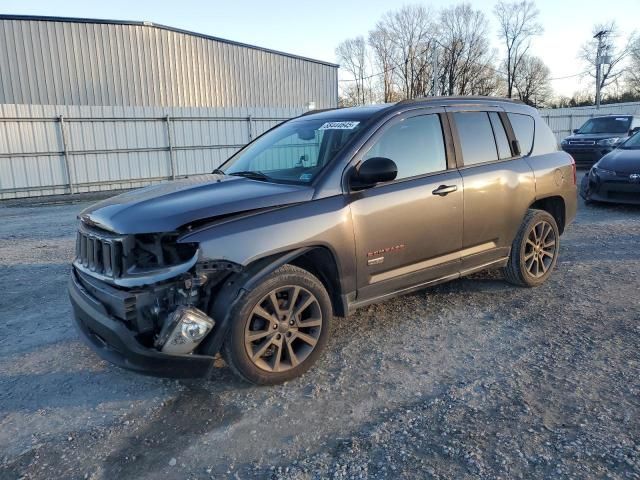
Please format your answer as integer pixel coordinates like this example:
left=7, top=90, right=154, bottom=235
left=532, top=118, right=559, bottom=154
left=507, top=113, right=535, bottom=156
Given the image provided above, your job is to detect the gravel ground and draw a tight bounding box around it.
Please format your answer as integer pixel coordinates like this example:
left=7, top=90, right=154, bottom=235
left=1, top=176, right=639, bottom=479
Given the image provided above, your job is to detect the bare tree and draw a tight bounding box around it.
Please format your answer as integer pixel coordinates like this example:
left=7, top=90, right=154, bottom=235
left=468, top=62, right=503, bottom=96
left=335, top=37, right=368, bottom=105
left=338, top=83, right=374, bottom=107
left=439, top=3, right=496, bottom=96
left=494, top=0, right=542, bottom=98
left=580, top=23, right=636, bottom=98
left=368, top=23, right=397, bottom=102
left=627, top=38, right=640, bottom=94
left=382, top=5, right=437, bottom=99
left=513, top=55, right=551, bottom=106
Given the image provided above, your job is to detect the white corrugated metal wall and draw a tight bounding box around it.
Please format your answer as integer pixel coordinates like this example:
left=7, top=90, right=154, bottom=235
left=540, top=102, right=640, bottom=141
left=0, top=104, right=302, bottom=199
left=0, top=17, right=339, bottom=108
left=0, top=16, right=338, bottom=199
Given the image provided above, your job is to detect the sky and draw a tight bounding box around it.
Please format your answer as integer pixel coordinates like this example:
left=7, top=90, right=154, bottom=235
left=1, top=0, right=638, bottom=98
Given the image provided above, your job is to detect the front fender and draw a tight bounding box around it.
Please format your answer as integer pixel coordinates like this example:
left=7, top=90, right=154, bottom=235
left=179, top=195, right=357, bottom=295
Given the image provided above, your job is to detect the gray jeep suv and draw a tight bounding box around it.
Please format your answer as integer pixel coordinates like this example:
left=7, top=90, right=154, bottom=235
left=68, top=97, right=577, bottom=385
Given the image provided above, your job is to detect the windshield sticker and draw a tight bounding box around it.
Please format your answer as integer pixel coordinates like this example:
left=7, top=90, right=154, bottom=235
left=318, top=121, right=360, bottom=130
left=615, top=118, right=628, bottom=121
left=299, top=173, right=313, bottom=181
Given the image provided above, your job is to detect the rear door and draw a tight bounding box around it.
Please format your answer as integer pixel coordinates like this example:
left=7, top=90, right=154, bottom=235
left=347, top=109, right=464, bottom=301
left=447, top=106, right=536, bottom=272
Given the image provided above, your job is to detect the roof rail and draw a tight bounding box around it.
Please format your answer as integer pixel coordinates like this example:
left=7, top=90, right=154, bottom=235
left=397, top=96, right=526, bottom=105
left=298, top=108, right=337, bottom=117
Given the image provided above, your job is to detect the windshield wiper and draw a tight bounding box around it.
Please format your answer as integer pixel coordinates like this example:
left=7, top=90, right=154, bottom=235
left=228, top=170, right=271, bottom=181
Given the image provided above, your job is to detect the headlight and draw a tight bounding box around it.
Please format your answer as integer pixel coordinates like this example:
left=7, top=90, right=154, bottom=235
left=156, top=306, right=215, bottom=355
left=561, top=139, right=568, bottom=146
left=592, top=165, right=616, bottom=176
left=597, top=137, right=621, bottom=146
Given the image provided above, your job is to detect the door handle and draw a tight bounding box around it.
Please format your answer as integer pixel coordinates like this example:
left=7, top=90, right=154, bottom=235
left=432, top=184, right=457, bottom=196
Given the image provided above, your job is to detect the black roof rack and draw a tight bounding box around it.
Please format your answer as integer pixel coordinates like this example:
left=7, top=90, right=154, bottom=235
left=299, top=108, right=336, bottom=117
left=397, top=96, right=525, bottom=105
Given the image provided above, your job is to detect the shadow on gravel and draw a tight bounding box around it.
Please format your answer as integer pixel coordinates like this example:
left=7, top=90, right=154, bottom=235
left=0, top=369, right=167, bottom=413
left=101, top=382, right=244, bottom=478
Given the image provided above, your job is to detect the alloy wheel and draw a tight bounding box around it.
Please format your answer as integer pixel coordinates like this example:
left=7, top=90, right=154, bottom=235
left=524, top=220, right=557, bottom=278
left=244, top=285, right=323, bottom=373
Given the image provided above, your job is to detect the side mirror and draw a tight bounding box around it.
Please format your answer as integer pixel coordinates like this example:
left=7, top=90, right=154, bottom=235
left=630, top=127, right=640, bottom=135
left=511, top=139, right=521, bottom=156
left=573, top=129, right=579, bottom=134
left=351, top=157, right=397, bottom=189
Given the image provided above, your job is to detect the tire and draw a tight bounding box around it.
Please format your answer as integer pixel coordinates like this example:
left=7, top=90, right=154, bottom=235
left=503, top=209, right=560, bottom=288
left=222, top=264, right=332, bottom=385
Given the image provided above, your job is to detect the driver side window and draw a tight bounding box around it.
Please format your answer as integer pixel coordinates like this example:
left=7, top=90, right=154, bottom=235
left=364, top=114, right=447, bottom=180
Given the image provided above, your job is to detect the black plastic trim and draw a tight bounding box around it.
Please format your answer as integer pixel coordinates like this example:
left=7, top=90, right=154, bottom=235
left=68, top=270, right=214, bottom=379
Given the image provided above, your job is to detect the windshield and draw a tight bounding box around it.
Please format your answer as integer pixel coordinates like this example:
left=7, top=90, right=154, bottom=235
left=221, top=118, right=364, bottom=184
left=620, top=131, right=640, bottom=149
left=577, top=117, right=631, bottom=134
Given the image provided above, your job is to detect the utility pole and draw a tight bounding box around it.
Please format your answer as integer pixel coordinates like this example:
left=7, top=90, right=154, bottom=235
left=594, top=30, right=608, bottom=109
left=430, top=46, right=439, bottom=96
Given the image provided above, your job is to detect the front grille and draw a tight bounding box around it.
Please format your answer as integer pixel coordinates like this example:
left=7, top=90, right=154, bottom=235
left=569, top=151, right=599, bottom=165
left=607, top=191, right=640, bottom=202
left=75, top=225, right=126, bottom=278
left=568, top=140, right=596, bottom=145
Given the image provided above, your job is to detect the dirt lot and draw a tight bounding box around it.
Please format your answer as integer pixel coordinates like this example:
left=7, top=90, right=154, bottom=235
left=1, top=177, right=639, bottom=479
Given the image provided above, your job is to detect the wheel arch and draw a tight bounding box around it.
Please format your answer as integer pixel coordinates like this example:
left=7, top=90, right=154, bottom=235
left=210, top=246, right=346, bottom=327
left=199, top=245, right=347, bottom=361
left=529, top=195, right=566, bottom=234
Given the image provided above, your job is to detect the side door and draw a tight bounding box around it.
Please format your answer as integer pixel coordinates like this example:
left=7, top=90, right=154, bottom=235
left=446, top=107, right=536, bottom=273
left=347, top=109, right=464, bottom=302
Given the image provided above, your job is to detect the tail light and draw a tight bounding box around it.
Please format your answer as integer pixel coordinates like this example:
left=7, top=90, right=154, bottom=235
left=570, top=157, right=577, bottom=185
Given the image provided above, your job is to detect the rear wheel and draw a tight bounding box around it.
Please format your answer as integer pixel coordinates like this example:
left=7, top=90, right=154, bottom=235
left=504, top=209, right=560, bottom=287
left=223, top=264, right=332, bottom=385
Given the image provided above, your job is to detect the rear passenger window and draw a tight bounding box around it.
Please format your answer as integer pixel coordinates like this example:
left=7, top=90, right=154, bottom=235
left=364, top=114, right=447, bottom=180
left=508, top=113, right=535, bottom=156
left=489, top=112, right=512, bottom=159
left=453, top=112, right=498, bottom=165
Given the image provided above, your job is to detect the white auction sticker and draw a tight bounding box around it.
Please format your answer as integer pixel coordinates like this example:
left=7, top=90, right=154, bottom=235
left=318, top=121, right=360, bottom=130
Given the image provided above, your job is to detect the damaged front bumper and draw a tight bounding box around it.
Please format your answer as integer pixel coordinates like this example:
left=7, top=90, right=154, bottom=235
left=68, top=269, right=218, bottom=378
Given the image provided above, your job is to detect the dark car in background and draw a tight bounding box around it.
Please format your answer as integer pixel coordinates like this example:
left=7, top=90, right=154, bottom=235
left=561, top=115, right=640, bottom=167
left=581, top=131, right=640, bottom=205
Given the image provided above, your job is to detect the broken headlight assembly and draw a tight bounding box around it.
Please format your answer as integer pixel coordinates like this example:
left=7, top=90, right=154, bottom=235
left=154, top=306, right=215, bottom=355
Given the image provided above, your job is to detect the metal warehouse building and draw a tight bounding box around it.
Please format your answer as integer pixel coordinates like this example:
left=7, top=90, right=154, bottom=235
left=0, top=15, right=339, bottom=198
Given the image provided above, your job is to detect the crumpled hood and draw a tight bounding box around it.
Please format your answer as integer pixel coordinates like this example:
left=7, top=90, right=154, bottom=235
left=80, top=174, right=314, bottom=234
left=597, top=148, right=640, bottom=173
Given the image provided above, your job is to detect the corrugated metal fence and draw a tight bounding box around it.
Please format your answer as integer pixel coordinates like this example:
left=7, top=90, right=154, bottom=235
left=540, top=102, right=640, bottom=141
left=0, top=104, right=303, bottom=199
left=4, top=100, right=640, bottom=200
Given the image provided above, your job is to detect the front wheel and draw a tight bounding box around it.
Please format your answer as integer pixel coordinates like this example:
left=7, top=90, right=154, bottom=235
left=503, top=209, right=560, bottom=287
left=222, top=264, right=332, bottom=385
